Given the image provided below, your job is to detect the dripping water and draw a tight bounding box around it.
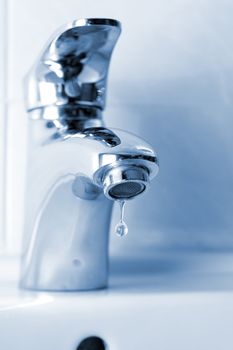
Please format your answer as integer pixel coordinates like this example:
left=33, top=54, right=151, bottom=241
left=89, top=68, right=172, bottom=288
left=115, top=200, right=128, bottom=237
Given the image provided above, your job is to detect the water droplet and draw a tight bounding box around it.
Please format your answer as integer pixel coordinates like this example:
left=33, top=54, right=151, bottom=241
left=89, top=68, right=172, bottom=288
left=115, top=200, right=128, bottom=237
left=115, top=221, right=128, bottom=237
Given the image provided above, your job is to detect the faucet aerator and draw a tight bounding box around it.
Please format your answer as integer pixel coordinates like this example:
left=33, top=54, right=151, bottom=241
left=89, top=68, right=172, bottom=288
left=102, top=166, right=149, bottom=200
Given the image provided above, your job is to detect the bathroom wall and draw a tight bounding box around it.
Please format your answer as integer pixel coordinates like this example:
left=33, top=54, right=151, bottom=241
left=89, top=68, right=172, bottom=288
left=0, top=0, right=7, bottom=251
left=3, top=0, right=233, bottom=256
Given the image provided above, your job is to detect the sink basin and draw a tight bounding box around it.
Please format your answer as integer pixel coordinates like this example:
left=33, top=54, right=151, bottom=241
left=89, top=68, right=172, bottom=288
left=0, top=252, right=233, bottom=350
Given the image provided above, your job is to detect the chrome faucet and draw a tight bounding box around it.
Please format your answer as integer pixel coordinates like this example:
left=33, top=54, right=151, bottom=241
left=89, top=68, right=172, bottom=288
left=20, top=18, right=159, bottom=291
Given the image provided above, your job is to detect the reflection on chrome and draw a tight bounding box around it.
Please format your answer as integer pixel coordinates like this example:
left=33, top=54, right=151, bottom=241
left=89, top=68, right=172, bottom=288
left=20, top=18, right=159, bottom=291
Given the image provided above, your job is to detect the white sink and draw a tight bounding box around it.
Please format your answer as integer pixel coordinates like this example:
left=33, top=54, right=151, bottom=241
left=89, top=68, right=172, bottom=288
left=0, top=252, right=233, bottom=350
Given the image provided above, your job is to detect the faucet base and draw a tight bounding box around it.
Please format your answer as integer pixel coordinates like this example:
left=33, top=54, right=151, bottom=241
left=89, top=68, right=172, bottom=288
left=20, top=174, right=113, bottom=291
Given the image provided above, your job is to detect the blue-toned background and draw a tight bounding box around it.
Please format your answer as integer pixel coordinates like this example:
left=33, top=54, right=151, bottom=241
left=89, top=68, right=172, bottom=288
left=3, top=0, right=233, bottom=256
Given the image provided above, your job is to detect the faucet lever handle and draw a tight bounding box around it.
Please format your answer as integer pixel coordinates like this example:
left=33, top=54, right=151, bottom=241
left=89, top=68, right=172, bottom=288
left=25, top=19, right=121, bottom=114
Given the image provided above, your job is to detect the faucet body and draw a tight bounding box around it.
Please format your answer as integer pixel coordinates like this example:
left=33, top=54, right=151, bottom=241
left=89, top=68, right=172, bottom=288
left=20, top=19, right=159, bottom=291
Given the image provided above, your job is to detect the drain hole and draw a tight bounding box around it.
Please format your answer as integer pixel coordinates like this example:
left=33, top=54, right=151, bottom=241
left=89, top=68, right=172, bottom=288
left=76, top=336, right=107, bottom=350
